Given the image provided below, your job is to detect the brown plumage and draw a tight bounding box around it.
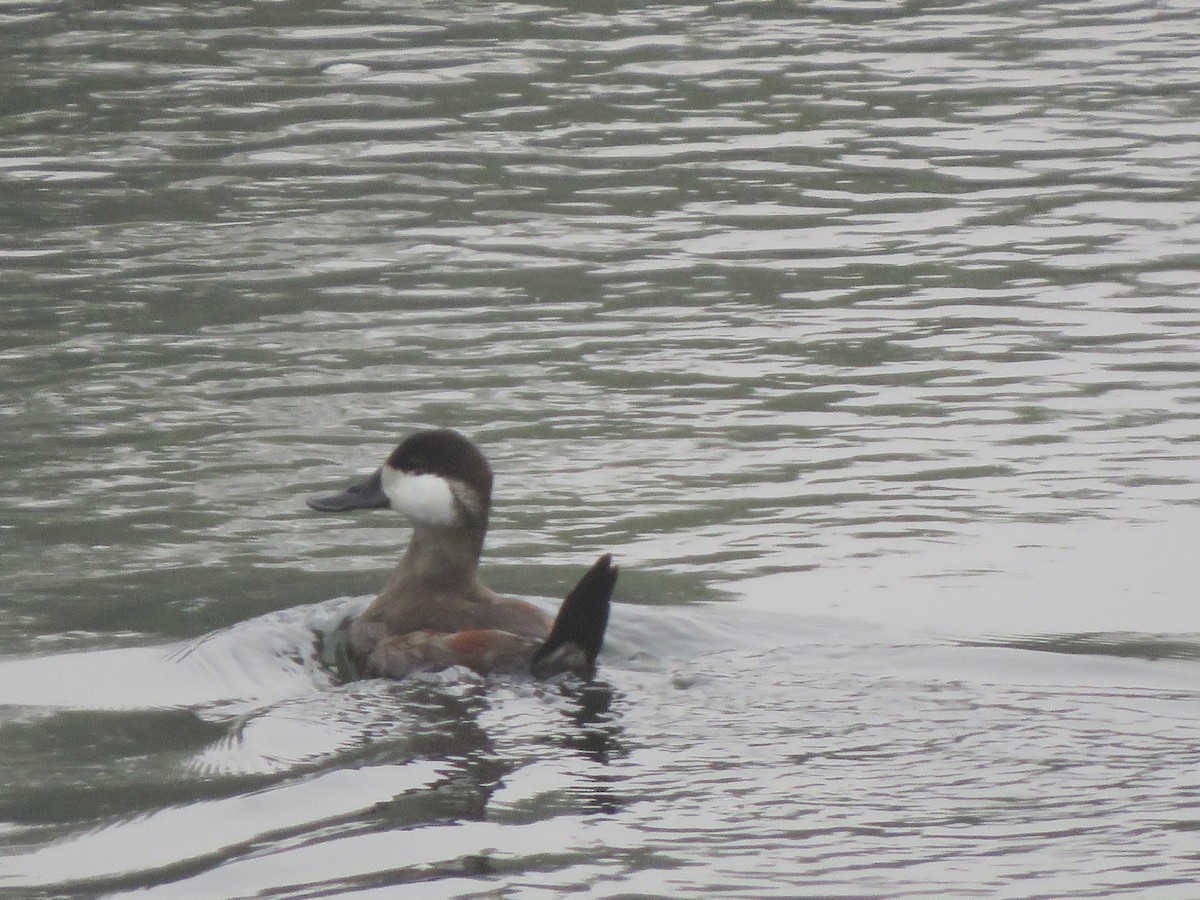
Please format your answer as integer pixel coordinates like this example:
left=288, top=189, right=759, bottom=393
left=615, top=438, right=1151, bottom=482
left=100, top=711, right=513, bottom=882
left=308, top=429, right=615, bottom=680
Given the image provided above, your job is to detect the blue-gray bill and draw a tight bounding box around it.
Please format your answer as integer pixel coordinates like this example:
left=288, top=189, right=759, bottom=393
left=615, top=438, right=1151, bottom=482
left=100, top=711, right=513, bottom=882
left=305, top=467, right=389, bottom=511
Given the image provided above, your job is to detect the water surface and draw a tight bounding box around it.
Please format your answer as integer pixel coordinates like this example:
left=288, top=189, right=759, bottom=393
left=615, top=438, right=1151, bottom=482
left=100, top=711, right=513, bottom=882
left=3, top=1, right=1200, bottom=896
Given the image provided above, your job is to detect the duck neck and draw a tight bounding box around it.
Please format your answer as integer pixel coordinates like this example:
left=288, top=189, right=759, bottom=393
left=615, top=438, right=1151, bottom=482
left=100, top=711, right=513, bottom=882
left=392, top=523, right=485, bottom=592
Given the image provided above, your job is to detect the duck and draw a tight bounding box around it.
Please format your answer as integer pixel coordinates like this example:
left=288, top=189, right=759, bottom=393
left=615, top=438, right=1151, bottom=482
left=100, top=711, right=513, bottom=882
left=306, top=428, right=616, bottom=680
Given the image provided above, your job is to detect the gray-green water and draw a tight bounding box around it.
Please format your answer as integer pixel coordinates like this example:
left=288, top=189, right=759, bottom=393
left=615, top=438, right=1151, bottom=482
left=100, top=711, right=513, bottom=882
left=3, top=1, right=1200, bottom=896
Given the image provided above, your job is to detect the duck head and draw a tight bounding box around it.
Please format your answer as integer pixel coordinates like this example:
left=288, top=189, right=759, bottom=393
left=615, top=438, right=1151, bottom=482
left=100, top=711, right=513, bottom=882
left=381, top=428, right=492, bottom=533
left=306, top=429, right=492, bottom=535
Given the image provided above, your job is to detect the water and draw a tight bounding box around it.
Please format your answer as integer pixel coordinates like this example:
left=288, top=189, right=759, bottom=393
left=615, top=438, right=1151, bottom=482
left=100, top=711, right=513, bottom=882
left=3, top=0, right=1200, bottom=896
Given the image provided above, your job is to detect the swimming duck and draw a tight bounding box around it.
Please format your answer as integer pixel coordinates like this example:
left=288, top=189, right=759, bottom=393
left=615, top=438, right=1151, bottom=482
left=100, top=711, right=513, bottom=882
left=306, top=428, right=616, bottom=680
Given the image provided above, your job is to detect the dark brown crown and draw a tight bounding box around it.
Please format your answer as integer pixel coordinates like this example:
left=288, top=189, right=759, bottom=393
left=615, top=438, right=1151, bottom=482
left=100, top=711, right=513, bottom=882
left=385, top=428, right=494, bottom=507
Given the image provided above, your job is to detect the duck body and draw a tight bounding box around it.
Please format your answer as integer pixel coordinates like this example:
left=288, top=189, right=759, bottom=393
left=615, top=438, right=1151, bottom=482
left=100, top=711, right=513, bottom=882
left=308, top=429, right=615, bottom=680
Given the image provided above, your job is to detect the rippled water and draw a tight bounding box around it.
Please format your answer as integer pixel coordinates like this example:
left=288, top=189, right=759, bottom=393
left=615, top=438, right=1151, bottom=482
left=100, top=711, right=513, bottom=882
left=3, top=1, right=1200, bottom=896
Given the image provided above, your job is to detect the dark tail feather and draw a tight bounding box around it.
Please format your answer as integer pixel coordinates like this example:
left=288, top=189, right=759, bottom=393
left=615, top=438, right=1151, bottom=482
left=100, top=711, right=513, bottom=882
left=532, top=554, right=617, bottom=678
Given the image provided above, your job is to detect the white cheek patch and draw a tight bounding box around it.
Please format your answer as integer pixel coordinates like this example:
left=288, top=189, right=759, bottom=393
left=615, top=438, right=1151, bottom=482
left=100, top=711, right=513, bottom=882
left=381, top=469, right=459, bottom=527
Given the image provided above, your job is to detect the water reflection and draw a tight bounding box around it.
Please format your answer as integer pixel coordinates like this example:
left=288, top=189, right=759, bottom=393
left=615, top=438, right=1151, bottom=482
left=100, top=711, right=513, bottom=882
left=3, top=0, right=1200, bottom=896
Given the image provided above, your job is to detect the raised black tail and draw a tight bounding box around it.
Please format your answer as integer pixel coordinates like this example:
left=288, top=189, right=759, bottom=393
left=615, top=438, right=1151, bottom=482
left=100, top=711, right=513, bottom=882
left=531, top=554, right=617, bottom=679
